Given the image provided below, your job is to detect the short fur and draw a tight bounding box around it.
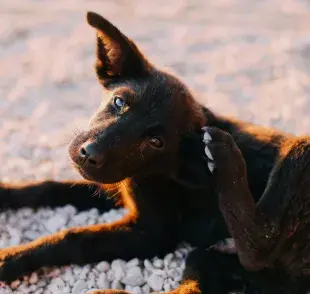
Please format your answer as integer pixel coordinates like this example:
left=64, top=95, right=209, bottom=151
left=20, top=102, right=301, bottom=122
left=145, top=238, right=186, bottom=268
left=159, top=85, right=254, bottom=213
left=0, top=11, right=309, bottom=293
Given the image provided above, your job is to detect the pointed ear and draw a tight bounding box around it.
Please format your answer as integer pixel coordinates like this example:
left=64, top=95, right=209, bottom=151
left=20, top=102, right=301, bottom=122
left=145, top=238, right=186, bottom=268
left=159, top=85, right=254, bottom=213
left=86, top=12, right=151, bottom=85
left=173, top=133, right=211, bottom=189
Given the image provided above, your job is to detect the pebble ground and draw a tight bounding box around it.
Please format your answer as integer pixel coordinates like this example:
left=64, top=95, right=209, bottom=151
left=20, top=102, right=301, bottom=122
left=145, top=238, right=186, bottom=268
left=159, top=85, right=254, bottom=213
left=1, top=0, right=310, bottom=293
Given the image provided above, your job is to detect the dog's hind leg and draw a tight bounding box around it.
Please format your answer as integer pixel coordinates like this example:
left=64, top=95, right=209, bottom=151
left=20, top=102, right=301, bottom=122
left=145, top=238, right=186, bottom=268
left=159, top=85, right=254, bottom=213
left=0, top=180, right=116, bottom=212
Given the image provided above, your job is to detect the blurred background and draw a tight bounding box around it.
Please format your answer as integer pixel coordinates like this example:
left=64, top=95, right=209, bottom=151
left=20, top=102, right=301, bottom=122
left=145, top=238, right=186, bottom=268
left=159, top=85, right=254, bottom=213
left=1, top=0, right=310, bottom=181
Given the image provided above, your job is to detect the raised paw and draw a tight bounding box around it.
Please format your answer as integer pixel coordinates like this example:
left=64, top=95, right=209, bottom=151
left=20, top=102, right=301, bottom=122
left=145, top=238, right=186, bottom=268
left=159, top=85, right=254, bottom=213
left=201, top=127, right=247, bottom=189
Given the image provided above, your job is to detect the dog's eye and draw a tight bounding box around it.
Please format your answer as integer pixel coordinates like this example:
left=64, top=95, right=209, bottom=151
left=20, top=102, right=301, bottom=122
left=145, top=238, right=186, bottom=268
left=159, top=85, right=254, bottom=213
left=148, top=136, right=164, bottom=150
left=113, top=96, right=125, bottom=110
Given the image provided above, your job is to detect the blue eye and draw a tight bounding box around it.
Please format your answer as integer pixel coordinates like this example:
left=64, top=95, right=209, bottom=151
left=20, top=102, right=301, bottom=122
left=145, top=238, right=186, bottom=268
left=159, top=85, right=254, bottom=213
left=114, top=96, right=125, bottom=110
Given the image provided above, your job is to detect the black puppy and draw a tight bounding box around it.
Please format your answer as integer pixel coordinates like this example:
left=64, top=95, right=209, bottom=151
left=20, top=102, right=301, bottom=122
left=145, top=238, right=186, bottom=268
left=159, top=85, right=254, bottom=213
left=0, top=11, right=299, bottom=293
left=90, top=127, right=310, bottom=294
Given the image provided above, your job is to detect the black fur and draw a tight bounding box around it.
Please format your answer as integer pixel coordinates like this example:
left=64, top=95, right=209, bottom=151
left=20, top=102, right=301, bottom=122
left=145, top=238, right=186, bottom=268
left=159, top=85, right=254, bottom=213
left=0, top=11, right=308, bottom=294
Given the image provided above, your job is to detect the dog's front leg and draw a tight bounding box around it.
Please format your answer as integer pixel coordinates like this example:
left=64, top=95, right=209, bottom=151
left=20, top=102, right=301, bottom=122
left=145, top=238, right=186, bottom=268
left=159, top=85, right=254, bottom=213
left=0, top=180, right=116, bottom=212
left=0, top=215, right=171, bottom=282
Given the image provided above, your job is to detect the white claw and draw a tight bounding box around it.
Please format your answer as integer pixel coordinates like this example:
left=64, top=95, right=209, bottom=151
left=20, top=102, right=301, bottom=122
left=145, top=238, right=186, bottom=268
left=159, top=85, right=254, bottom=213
left=208, top=162, right=215, bottom=173
left=204, top=145, right=213, bottom=160
left=203, top=131, right=212, bottom=143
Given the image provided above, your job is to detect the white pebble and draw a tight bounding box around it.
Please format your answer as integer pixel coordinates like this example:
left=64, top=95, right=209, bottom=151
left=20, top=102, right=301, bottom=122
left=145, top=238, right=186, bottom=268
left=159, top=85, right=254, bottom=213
left=107, top=269, right=115, bottom=281
left=132, top=286, right=142, bottom=294
left=126, top=258, right=139, bottom=268
left=168, top=261, right=178, bottom=269
left=164, top=282, right=172, bottom=292
left=167, top=268, right=178, bottom=279
left=72, top=280, right=87, bottom=294
left=10, top=280, right=21, bottom=289
left=44, top=214, right=67, bottom=232
left=111, top=280, right=123, bottom=290
left=164, top=253, right=173, bottom=267
left=142, top=284, right=150, bottom=294
left=97, top=272, right=110, bottom=289
left=29, top=272, right=38, bottom=284
left=153, top=259, right=164, bottom=268
left=96, top=261, right=110, bottom=272
left=144, top=260, right=153, bottom=270
left=174, top=274, right=182, bottom=282
left=111, top=260, right=126, bottom=280
left=152, top=269, right=166, bottom=277
left=111, top=259, right=126, bottom=270
left=175, top=250, right=183, bottom=259
left=121, top=266, right=145, bottom=286
left=147, top=274, right=164, bottom=292
left=125, top=285, right=133, bottom=292
left=23, top=230, right=40, bottom=240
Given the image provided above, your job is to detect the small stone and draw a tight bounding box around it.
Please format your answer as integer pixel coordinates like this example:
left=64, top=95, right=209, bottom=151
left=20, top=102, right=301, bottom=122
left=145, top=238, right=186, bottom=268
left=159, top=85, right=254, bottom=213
left=144, top=260, right=153, bottom=270
left=153, top=259, right=164, bottom=268
left=28, top=285, right=39, bottom=292
left=121, top=266, right=145, bottom=286
left=97, top=272, right=110, bottom=289
left=147, top=274, right=164, bottom=292
left=72, top=280, right=87, bottom=294
left=29, top=272, right=38, bottom=284
left=87, top=278, right=96, bottom=289
left=47, top=283, right=60, bottom=292
left=111, top=259, right=126, bottom=270
left=169, top=261, right=178, bottom=269
left=132, top=286, right=142, bottom=294
left=143, top=268, right=150, bottom=280
left=7, top=227, right=21, bottom=245
left=53, top=277, right=65, bottom=288
left=164, top=253, right=173, bottom=267
left=167, top=268, right=178, bottom=278
left=111, top=260, right=126, bottom=280
left=175, top=250, right=183, bottom=259
left=107, top=269, right=115, bottom=281
left=37, top=281, right=47, bottom=288
left=62, top=286, right=71, bottom=293
left=10, top=280, right=21, bottom=289
left=142, top=284, right=150, bottom=294
left=47, top=268, right=61, bottom=278
left=24, top=230, right=40, bottom=240
left=174, top=274, right=182, bottom=282
left=96, top=261, right=110, bottom=272
left=44, top=214, right=67, bottom=232
left=153, top=269, right=166, bottom=277
left=111, top=280, right=123, bottom=290
left=125, top=285, right=133, bottom=292
left=126, top=258, right=139, bottom=268
left=164, top=282, right=172, bottom=292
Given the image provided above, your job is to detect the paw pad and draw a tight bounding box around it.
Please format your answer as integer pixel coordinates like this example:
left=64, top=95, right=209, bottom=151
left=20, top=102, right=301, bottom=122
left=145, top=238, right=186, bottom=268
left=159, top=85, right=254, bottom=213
left=202, top=127, right=215, bottom=173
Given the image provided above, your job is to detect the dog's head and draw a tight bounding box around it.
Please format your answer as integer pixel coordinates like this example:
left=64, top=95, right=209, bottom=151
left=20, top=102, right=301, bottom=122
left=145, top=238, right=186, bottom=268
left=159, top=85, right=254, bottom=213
left=69, top=12, right=206, bottom=185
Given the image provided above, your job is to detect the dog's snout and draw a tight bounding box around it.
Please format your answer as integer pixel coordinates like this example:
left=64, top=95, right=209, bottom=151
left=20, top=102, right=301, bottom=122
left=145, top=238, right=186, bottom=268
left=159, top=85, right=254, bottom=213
left=79, top=141, right=105, bottom=168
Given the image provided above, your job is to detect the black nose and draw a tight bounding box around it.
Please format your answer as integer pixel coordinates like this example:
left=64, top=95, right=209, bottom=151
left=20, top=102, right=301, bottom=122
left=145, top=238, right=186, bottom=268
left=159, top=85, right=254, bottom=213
left=79, top=141, right=105, bottom=168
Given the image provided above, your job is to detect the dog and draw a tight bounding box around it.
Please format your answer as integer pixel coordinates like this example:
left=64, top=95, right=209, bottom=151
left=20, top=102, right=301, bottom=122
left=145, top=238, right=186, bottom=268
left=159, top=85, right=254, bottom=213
left=0, top=11, right=308, bottom=293
left=88, top=125, right=310, bottom=294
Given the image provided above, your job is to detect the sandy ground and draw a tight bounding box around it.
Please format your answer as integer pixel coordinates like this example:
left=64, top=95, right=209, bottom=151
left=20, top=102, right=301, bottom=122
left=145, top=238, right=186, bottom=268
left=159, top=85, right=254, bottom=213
left=1, top=0, right=310, bottom=293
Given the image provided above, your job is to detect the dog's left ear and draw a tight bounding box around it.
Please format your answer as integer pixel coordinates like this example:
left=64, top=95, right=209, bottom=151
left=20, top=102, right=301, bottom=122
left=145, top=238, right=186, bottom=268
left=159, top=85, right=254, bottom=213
left=86, top=12, right=152, bottom=85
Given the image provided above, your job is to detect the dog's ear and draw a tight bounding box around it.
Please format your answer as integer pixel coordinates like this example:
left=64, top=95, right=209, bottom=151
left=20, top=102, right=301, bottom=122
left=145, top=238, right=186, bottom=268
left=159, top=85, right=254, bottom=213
left=86, top=12, right=151, bottom=85
left=173, top=133, right=212, bottom=189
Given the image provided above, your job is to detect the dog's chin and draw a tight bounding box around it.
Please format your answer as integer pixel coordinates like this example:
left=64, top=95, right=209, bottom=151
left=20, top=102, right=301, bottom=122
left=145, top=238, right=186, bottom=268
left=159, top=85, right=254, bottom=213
left=74, top=165, right=126, bottom=184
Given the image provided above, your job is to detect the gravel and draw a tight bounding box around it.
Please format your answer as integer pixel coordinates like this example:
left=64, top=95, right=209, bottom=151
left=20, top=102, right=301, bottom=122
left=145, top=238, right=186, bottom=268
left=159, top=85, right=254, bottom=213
left=0, top=206, right=191, bottom=293
left=1, top=0, right=310, bottom=293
